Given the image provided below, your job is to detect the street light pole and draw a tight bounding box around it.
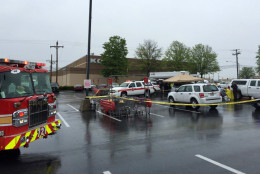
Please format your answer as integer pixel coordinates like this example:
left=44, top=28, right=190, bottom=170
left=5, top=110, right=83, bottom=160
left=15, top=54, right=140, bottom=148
left=86, top=0, right=92, bottom=97
left=79, top=0, right=92, bottom=112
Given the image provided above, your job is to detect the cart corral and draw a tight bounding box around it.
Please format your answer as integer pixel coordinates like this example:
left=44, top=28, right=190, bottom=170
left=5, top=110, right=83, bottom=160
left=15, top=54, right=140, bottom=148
left=93, top=96, right=152, bottom=118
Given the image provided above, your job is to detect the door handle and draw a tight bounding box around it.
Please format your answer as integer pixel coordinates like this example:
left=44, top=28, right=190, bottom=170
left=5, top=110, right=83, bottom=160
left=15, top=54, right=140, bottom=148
left=249, top=87, right=251, bottom=88
left=257, top=88, right=259, bottom=89
left=189, top=93, right=191, bottom=95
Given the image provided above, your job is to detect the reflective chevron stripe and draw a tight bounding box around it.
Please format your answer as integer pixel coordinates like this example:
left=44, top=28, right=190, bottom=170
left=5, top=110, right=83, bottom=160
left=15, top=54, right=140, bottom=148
left=3, top=120, right=61, bottom=150
left=30, top=128, right=38, bottom=142
left=5, top=135, right=21, bottom=150
left=46, top=124, right=52, bottom=134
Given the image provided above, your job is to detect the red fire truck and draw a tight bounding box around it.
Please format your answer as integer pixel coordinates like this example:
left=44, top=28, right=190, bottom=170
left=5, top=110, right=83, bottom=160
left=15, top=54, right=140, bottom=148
left=0, top=58, right=61, bottom=151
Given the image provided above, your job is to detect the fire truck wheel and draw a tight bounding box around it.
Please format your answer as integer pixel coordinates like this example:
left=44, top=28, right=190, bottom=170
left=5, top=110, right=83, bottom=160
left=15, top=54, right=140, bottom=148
left=121, top=92, right=127, bottom=97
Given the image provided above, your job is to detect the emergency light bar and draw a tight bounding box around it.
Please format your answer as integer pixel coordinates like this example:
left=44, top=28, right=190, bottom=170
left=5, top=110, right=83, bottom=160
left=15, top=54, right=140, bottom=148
left=0, top=58, right=46, bottom=68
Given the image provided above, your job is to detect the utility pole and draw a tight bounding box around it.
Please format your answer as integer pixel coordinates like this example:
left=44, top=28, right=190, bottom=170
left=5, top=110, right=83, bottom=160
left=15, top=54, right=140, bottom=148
left=50, top=41, right=64, bottom=83
left=232, top=49, right=241, bottom=79
left=47, top=54, right=56, bottom=83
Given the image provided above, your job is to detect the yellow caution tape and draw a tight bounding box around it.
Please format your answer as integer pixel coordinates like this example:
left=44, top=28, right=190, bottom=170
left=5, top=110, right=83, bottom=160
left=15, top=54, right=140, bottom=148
left=86, top=95, right=111, bottom=99
left=87, top=94, right=260, bottom=106
left=144, top=99, right=260, bottom=106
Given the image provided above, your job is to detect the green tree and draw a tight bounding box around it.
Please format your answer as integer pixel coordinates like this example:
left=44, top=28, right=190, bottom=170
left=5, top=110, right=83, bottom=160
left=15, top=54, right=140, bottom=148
left=135, top=40, right=162, bottom=76
left=188, top=44, right=220, bottom=78
left=239, top=67, right=256, bottom=79
left=162, top=41, right=191, bottom=71
left=101, top=36, right=128, bottom=78
left=256, top=45, right=260, bottom=75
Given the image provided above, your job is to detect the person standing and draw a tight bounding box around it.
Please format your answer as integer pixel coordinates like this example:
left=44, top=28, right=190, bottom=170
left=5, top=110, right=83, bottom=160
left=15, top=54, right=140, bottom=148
left=231, top=82, right=238, bottom=101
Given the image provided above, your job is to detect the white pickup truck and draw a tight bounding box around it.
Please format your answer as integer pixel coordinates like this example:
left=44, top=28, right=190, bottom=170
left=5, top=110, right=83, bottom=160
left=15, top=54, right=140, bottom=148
left=230, top=79, right=260, bottom=100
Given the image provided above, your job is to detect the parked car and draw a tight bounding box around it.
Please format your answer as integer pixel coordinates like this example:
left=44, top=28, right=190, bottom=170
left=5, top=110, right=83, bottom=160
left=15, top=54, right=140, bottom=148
left=229, top=79, right=260, bottom=109
left=110, top=80, right=155, bottom=97
left=98, top=84, right=108, bottom=89
left=151, top=81, right=160, bottom=91
left=229, top=79, right=260, bottom=99
left=167, top=84, right=222, bottom=110
left=218, top=81, right=231, bottom=89
left=112, top=82, right=119, bottom=87
left=74, top=84, right=84, bottom=91
left=51, top=82, right=59, bottom=93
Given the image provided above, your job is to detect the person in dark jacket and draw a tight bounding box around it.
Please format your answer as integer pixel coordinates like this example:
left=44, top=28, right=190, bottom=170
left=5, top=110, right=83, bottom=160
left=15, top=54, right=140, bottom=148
left=231, top=82, right=238, bottom=101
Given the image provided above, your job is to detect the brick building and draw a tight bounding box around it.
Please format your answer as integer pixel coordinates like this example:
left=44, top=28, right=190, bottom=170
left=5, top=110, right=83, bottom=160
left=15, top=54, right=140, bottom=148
left=51, top=55, right=150, bottom=86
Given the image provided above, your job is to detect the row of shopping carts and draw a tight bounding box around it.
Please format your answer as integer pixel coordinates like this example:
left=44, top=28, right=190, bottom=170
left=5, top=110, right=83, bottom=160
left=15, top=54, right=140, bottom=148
left=92, top=96, right=152, bottom=118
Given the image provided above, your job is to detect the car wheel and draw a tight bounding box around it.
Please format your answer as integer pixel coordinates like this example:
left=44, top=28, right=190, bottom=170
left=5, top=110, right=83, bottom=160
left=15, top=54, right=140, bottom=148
left=168, top=96, right=175, bottom=107
left=190, top=99, right=200, bottom=110
left=210, top=105, right=218, bottom=109
left=121, top=92, right=127, bottom=98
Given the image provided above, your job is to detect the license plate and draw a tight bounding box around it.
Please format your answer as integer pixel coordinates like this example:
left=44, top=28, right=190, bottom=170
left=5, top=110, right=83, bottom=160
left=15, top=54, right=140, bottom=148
left=37, top=126, right=46, bottom=138
left=210, top=93, right=214, bottom=96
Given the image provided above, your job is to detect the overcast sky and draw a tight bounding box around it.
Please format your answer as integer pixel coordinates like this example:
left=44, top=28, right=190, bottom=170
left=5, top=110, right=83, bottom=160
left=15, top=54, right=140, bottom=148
left=1, top=0, right=260, bottom=79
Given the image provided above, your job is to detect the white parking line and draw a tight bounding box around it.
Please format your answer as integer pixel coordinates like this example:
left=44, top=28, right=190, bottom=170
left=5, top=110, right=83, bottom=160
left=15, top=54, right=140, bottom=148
left=67, top=104, right=79, bottom=112
left=150, top=113, right=165, bottom=117
left=154, top=103, right=201, bottom=113
left=96, top=111, right=122, bottom=122
left=103, top=171, right=112, bottom=174
left=195, top=154, right=246, bottom=174
left=57, top=112, right=71, bottom=127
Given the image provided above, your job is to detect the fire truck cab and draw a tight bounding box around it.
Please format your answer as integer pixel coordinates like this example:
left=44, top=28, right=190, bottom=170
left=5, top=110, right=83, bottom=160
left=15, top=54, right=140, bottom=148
left=0, top=58, right=61, bottom=151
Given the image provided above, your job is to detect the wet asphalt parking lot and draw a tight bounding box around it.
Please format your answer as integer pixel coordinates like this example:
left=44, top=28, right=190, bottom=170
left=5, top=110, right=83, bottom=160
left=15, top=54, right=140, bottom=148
left=2, top=91, right=260, bottom=174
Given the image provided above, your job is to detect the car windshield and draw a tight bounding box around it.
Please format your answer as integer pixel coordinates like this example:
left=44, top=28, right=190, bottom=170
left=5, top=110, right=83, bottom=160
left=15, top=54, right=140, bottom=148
left=203, top=85, right=218, bottom=92
left=32, top=73, right=52, bottom=94
left=120, top=82, right=129, bottom=87
left=0, top=71, right=34, bottom=99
